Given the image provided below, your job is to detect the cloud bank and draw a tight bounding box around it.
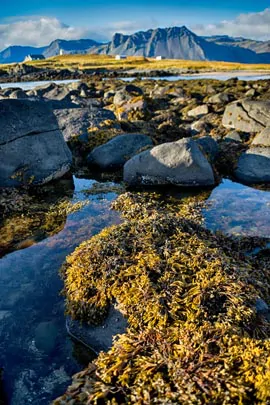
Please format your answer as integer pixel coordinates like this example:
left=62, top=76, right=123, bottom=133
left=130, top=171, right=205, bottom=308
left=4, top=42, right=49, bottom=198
left=192, top=8, right=270, bottom=40
left=0, top=9, right=269, bottom=51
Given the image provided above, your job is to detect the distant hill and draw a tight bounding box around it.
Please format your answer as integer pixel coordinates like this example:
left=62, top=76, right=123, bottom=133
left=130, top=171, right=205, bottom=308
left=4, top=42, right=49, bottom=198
left=92, top=26, right=270, bottom=63
left=204, top=35, right=270, bottom=62
left=0, top=39, right=101, bottom=64
left=0, top=45, right=46, bottom=64
left=43, top=38, right=101, bottom=58
left=0, top=26, right=269, bottom=64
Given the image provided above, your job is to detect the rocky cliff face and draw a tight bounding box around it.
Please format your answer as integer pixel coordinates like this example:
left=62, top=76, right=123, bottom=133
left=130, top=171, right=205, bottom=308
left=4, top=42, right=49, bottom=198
left=92, top=26, right=267, bottom=63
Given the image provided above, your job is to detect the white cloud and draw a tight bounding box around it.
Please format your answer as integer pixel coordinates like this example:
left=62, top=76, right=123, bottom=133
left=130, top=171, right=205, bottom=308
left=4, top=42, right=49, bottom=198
left=0, top=17, right=107, bottom=50
left=192, top=8, right=270, bottom=40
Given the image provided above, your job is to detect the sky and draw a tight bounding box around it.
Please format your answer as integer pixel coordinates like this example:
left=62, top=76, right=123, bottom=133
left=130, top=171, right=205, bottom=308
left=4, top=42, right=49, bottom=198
left=0, top=0, right=270, bottom=50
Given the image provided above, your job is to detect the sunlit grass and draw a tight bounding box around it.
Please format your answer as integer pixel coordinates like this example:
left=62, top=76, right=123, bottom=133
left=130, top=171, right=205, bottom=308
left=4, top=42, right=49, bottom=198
left=1, top=54, right=270, bottom=72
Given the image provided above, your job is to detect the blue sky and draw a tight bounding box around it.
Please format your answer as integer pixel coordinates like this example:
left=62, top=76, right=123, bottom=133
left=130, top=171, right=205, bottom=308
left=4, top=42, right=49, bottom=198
left=0, top=1, right=269, bottom=49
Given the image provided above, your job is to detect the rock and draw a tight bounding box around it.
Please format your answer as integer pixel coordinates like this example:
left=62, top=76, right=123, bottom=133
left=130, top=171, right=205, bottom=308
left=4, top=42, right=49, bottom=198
left=124, top=138, right=215, bottom=187
left=251, top=127, right=270, bottom=147
left=188, top=104, right=209, bottom=118
left=66, top=306, right=128, bottom=353
left=54, top=106, right=117, bottom=142
left=115, top=96, right=147, bottom=120
left=245, top=88, right=256, bottom=97
left=35, top=321, right=58, bottom=354
left=224, top=131, right=242, bottom=143
left=104, top=90, right=116, bottom=100
left=113, top=84, right=143, bottom=106
left=8, top=89, right=28, bottom=99
left=0, top=99, right=72, bottom=187
left=235, top=146, right=270, bottom=183
left=27, top=82, right=58, bottom=97
left=195, top=136, right=219, bottom=161
left=208, top=93, right=230, bottom=104
left=222, top=100, right=270, bottom=133
left=87, top=133, right=153, bottom=169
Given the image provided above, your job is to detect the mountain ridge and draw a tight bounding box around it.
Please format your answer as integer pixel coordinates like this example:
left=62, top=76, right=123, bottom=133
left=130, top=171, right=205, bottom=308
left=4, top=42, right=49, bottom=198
left=0, top=26, right=269, bottom=64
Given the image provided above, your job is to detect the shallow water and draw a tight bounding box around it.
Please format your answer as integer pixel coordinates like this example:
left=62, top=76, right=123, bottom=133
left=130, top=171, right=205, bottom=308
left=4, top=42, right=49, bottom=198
left=0, top=177, right=121, bottom=405
left=0, top=79, right=80, bottom=91
left=122, top=73, right=270, bottom=82
left=203, top=179, right=270, bottom=238
left=0, top=177, right=270, bottom=404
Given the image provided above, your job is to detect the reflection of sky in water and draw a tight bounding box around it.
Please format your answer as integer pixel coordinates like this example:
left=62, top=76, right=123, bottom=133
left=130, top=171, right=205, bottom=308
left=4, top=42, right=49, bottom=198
left=0, top=177, right=121, bottom=405
left=122, top=74, right=270, bottom=82
left=203, top=179, right=270, bottom=238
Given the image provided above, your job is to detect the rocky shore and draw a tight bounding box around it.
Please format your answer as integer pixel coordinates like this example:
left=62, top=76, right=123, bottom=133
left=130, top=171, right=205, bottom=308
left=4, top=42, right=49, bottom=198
left=0, top=74, right=270, bottom=404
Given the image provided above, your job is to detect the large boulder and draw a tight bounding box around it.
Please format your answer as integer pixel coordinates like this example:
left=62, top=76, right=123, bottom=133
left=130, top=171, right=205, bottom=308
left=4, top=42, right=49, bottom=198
left=222, top=100, right=270, bottom=133
left=124, top=138, right=215, bottom=187
left=235, top=147, right=270, bottom=183
left=0, top=99, right=72, bottom=187
left=87, top=133, right=153, bottom=169
left=54, top=106, right=117, bottom=142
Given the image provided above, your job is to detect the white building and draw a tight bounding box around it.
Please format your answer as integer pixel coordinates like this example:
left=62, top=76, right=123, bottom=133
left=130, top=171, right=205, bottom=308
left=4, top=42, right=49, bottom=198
left=156, top=56, right=165, bottom=60
left=115, top=55, right=127, bottom=60
left=24, top=54, right=45, bottom=62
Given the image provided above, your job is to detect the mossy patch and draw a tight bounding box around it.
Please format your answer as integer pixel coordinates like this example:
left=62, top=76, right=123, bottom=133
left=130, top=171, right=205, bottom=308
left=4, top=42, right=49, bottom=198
left=55, top=192, right=270, bottom=404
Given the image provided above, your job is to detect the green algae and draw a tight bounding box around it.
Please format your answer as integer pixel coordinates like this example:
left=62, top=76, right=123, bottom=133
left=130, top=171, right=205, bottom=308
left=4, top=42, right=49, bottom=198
left=55, top=192, right=270, bottom=404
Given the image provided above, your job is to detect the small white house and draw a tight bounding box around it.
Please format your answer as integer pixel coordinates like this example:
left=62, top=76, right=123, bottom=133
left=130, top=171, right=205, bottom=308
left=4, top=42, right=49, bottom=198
left=115, top=55, right=127, bottom=60
left=24, top=54, right=45, bottom=62
left=156, top=56, right=165, bottom=60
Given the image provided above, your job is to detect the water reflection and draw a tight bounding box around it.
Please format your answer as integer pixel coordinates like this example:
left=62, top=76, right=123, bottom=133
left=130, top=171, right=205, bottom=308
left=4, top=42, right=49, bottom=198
left=0, top=177, right=121, bottom=405
left=203, top=179, right=270, bottom=237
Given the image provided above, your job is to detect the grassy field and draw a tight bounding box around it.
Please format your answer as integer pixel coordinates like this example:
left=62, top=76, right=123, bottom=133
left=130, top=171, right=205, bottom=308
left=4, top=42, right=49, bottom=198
left=1, top=54, right=270, bottom=73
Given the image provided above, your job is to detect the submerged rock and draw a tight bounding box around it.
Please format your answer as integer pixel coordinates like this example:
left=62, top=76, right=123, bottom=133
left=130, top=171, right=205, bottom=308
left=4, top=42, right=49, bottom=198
left=0, top=99, right=72, bottom=187
left=87, top=133, right=153, bottom=169
left=123, top=138, right=215, bottom=187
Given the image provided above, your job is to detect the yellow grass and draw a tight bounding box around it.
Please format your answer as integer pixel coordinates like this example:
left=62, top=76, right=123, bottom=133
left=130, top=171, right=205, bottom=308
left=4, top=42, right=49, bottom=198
left=1, top=54, right=270, bottom=72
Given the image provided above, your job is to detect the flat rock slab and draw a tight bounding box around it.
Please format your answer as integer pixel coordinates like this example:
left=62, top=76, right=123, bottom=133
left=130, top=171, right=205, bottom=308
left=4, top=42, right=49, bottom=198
left=222, top=99, right=270, bottom=133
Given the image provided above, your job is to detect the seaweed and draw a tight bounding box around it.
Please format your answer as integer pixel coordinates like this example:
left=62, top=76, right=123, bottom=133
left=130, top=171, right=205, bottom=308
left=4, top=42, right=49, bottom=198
left=54, top=192, right=270, bottom=404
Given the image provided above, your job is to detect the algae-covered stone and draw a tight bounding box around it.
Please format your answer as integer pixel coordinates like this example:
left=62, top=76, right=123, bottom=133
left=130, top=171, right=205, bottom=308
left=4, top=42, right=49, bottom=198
left=87, top=133, right=153, bottom=169
left=124, top=138, right=215, bottom=187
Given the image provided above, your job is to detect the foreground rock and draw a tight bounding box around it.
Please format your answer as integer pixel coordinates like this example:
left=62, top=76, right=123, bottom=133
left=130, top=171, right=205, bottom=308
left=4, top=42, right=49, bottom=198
left=235, top=147, right=270, bottom=183
left=222, top=99, right=270, bottom=132
left=87, top=133, right=153, bottom=169
left=54, top=106, right=117, bottom=142
left=124, top=138, right=215, bottom=186
left=0, top=99, right=72, bottom=187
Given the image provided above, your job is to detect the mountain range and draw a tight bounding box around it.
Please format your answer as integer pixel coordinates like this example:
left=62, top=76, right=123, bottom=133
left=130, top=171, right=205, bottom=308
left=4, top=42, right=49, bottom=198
left=1, top=26, right=270, bottom=64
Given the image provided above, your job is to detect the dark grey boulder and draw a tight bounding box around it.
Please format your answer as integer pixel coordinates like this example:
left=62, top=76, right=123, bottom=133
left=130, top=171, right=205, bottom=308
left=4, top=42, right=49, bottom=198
left=87, top=133, right=153, bottom=169
left=0, top=99, right=72, bottom=187
left=195, top=136, right=219, bottom=161
left=54, top=106, right=117, bottom=142
left=124, top=138, right=215, bottom=187
left=235, top=146, right=270, bottom=183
